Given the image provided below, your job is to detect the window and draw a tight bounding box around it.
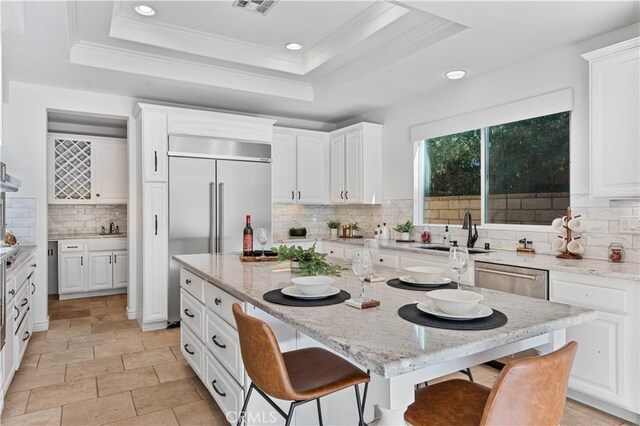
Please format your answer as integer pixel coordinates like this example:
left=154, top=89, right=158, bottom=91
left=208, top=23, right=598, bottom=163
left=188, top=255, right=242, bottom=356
left=423, top=130, right=481, bottom=224
left=416, top=111, right=570, bottom=227
left=485, top=112, right=570, bottom=225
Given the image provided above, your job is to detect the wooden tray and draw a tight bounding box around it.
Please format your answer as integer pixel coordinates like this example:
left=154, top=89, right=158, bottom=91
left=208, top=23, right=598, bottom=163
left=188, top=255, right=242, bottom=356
left=395, top=239, right=415, bottom=243
left=239, top=252, right=280, bottom=263
left=339, top=235, right=363, bottom=239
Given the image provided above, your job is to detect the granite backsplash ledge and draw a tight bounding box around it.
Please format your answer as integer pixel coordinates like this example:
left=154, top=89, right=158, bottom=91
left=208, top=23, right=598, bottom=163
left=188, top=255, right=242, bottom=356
left=48, top=204, right=127, bottom=238
left=273, top=195, right=640, bottom=264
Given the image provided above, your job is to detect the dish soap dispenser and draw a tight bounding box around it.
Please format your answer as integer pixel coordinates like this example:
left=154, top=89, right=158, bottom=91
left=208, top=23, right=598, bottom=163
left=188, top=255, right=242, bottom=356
left=443, top=225, right=450, bottom=246
left=381, top=223, right=390, bottom=240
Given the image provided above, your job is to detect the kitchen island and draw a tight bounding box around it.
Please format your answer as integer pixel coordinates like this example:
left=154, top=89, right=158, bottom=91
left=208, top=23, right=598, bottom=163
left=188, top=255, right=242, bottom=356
left=173, top=253, right=596, bottom=425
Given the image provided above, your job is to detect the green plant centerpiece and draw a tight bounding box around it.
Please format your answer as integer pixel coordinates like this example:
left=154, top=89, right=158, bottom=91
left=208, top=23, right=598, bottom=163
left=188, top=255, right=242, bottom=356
left=394, top=220, right=415, bottom=240
left=273, top=243, right=343, bottom=276
left=326, top=220, right=340, bottom=229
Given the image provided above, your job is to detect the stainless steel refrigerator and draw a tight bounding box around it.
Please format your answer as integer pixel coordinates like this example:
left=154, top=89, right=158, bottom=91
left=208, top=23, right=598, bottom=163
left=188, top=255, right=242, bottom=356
left=168, top=136, right=272, bottom=323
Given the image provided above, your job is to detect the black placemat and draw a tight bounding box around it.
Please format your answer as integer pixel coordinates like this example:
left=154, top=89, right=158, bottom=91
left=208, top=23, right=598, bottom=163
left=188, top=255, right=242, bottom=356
left=387, top=278, right=458, bottom=292
left=263, top=289, right=351, bottom=307
left=398, top=303, right=507, bottom=330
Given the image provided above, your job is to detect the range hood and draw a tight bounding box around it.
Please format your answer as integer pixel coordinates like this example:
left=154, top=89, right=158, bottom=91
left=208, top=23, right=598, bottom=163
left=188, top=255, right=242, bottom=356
left=0, top=163, right=21, bottom=192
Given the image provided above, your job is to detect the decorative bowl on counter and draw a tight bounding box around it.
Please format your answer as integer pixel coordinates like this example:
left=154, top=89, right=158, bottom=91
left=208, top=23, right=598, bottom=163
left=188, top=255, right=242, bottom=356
left=426, top=289, right=484, bottom=315
left=291, top=276, right=335, bottom=296
left=289, top=227, right=307, bottom=237
left=404, top=266, right=444, bottom=283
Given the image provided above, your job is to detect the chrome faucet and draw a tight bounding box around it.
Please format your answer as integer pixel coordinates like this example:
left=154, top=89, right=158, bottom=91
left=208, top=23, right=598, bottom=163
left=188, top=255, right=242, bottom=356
left=462, top=210, right=479, bottom=248
left=109, top=222, right=116, bottom=234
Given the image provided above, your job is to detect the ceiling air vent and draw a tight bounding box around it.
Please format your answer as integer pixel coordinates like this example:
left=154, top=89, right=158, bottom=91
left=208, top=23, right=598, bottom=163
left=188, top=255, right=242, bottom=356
left=232, top=0, right=278, bottom=15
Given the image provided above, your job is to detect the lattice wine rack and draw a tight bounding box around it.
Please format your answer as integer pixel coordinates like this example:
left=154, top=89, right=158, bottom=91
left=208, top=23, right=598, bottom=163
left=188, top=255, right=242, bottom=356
left=53, top=138, right=93, bottom=201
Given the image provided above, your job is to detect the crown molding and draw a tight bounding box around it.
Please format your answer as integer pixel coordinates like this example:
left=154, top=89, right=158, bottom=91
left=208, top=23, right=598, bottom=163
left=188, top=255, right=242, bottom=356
left=109, top=13, right=307, bottom=75
left=69, top=41, right=314, bottom=101
left=314, top=16, right=466, bottom=96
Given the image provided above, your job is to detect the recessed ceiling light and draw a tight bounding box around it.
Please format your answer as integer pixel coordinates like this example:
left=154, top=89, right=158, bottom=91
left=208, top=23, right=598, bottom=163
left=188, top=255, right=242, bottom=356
left=134, top=4, right=156, bottom=16
left=285, top=42, right=303, bottom=51
left=445, top=70, right=466, bottom=80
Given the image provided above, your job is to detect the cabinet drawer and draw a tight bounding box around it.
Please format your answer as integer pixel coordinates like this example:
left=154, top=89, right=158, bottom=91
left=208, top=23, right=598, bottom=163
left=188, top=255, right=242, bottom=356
left=5, top=276, right=17, bottom=303
left=14, top=307, right=31, bottom=369
left=205, top=310, right=244, bottom=386
left=205, top=351, right=244, bottom=418
left=375, top=253, right=399, bottom=269
left=551, top=279, right=628, bottom=314
left=323, top=244, right=344, bottom=259
left=181, top=268, right=204, bottom=301
left=181, top=324, right=204, bottom=378
left=203, top=284, right=243, bottom=329
left=180, top=289, right=204, bottom=338
left=13, top=283, right=29, bottom=327
left=59, top=242, right=85, bottom=252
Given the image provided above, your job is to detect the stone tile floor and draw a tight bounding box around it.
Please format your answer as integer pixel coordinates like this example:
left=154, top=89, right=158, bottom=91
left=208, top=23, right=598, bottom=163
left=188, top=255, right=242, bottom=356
left=0, top=294, right=633, bottom=425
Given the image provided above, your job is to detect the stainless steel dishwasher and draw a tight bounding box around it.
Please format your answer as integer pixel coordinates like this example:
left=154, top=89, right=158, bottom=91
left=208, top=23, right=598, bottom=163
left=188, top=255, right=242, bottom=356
left=474, top=261, right=549, bottom=368
left=475, top=261, right=548, bottom=300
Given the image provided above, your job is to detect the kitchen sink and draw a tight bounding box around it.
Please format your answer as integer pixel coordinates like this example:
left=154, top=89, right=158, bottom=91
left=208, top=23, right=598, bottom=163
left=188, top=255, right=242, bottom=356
left=417, top=244, right=492, bottom=255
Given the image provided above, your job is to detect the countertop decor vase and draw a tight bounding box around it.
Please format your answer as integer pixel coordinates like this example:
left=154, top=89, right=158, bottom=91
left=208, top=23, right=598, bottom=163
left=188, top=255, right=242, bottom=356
left=290, top=260, right=301, bottom=273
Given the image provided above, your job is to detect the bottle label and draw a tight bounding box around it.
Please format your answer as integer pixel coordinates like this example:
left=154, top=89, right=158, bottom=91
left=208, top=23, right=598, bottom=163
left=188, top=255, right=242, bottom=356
left=243, top=234, right=253, bottom=253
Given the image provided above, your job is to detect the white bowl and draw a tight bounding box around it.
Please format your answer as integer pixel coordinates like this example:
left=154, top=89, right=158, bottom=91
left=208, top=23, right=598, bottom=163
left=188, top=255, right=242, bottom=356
left=404, top=266, right=444, bottom=283
left=426, top=289, right=484, bottom=315
left=291, top=276, right=335, bottom=296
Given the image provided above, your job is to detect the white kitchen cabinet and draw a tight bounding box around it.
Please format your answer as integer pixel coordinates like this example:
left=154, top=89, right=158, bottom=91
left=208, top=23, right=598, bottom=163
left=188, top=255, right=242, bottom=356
left=89, top=251, right=113, bottom=291
left=272, top=128, right=329, bottom=204
left=48, top=133, right=127, bottom=205
left=272, top=131, right=297, bottom=203
left=329, top=122, right=382, bottom=204
left=2, top=297, right=14, bottom=392
left=550, top=271, right=639, bottom=415
left=113, top=250, right=128, bottom=289
left=94, top=140, right=128, bottom=203
left=582, top=37, right=640, bottom=198
left=140, top=108, right=168, bottom=183
left=142, top=182, right=169, bottom=326
left=59, top=252, right=86, bottom=294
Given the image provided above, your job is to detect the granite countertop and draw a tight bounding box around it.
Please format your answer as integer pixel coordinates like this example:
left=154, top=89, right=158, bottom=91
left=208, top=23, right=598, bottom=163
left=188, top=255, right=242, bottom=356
left=49, top=233, right=127, bottom=241
left=0, top=245, right=20, bottom=261
left=173, top=253, right=596, bottom=378
left=325, top=238, right=640, bottom=282
left=7, top=245, right=37, bottom=271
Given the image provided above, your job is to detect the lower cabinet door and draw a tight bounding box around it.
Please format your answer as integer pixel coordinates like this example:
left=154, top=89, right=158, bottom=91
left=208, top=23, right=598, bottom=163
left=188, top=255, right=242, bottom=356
left=89, top=251, right=113, bottom=291
left=113, top=250, right=128, bottom=289
left=14, top=309, right=31, bottom=369
left=205, top=352, right=243, bottom=420
left=567, top=311, right=630, bottom=408
left=181, top=323, right=204, bottom=378
left=205, top=310, right=244, bottom=386
left=3, top=299, right=15, bottom=387
left=59, top=253, right=86, bottom=294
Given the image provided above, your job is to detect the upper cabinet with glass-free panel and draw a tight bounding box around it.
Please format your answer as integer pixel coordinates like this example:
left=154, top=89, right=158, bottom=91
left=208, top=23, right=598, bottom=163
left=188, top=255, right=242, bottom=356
left=582, top=38, right=640, bottom=198
left=329, top=122, right=383, bottom=205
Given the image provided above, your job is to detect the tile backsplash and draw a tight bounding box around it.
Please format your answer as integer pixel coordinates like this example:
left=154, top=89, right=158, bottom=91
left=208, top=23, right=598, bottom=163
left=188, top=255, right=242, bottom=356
left=5, top=197, right=37, bottom=246
left=273, top=194, right=640, bottom=263
left=48, top=204, right=127, bottom=238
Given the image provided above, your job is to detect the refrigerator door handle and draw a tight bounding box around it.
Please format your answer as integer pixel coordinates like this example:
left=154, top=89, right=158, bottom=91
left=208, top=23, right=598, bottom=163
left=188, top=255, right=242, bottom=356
left=218, top=182, right=224, bottom=253
left=210, top=182, right=217, bottom=253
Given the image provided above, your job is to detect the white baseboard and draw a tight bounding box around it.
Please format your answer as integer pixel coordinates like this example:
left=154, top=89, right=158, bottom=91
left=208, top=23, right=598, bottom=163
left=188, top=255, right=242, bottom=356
left=58, top=288, right=126, bottom=300
left=32, top=319, right=50, bottom=332
left=140, top=321, right=167, bottom=332
left=126, top=307, right=137, bottom=320
left=568, top=390, right=639, bottom=424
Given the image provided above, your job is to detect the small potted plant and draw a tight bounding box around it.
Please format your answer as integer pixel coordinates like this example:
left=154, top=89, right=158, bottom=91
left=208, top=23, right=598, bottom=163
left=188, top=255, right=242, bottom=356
left=348, top=222, right=360, bottom=238
left=327, top=220, right=340, bottom=239
left=394, top=220, right=415, bottom=241
left=273, top=244, right=343, bottom=276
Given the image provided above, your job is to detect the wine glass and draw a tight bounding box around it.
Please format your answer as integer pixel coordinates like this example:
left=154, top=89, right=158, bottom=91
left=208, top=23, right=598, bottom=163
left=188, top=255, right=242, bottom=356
left=352, top=249, right=373, bottom=302
left=364, top=239, right=379, bottom=279
left=256, top=228, right=268, bottom=257
left=449, top=246, right=469, bottom=289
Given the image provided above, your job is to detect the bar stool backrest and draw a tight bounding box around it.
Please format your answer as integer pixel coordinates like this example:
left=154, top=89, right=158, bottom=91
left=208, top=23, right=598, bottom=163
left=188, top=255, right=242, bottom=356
left=480, top=341, right=578, bottom=425
left=232, top=304, right=297, bottom=400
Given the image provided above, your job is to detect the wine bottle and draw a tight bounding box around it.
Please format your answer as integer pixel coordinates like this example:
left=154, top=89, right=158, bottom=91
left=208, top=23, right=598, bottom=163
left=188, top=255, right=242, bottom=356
left=243, top=215, right=253, bottom=256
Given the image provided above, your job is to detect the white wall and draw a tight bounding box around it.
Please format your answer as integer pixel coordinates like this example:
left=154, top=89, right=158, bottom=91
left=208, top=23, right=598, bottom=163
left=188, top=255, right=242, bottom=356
left=2, top=82, right=138, bottom=329
left=339, top=24, right=640, bottom=202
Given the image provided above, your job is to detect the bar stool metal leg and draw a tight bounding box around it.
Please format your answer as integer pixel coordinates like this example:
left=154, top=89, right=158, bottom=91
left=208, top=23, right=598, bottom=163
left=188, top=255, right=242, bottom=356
left=237, top=383, right=254, bottom=426
left=316, top=398, right=324, bottom=425
left=354, top=385, right=365, bottom=426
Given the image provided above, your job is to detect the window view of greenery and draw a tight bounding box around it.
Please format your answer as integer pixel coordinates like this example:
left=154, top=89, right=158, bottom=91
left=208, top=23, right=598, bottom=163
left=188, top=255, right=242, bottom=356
left=486, top=111, right=570, bottom=225
left=423, top=130, right=481, bottom=224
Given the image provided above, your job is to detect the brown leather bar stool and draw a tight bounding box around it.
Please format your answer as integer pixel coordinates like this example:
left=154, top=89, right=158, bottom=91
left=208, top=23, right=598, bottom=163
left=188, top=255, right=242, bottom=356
left=405, top=341, right=578, bottom=426
left=232, top=304, right=371, bottom=426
